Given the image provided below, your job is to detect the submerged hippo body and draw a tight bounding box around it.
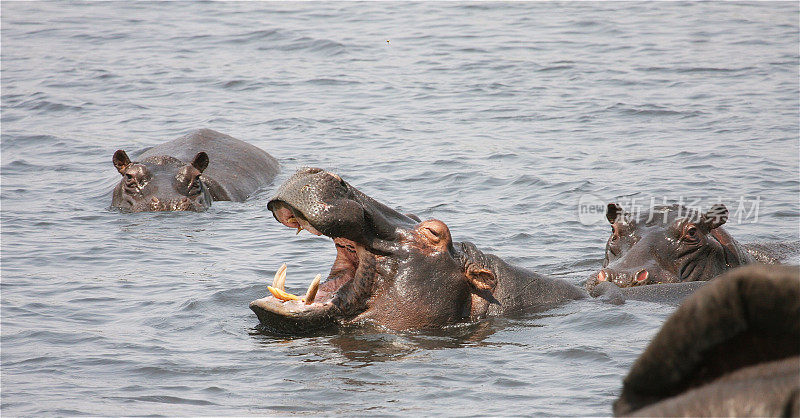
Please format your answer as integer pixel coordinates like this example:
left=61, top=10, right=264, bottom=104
left=587, top=203, right=760, bottom=289
left=111, top=129, right=278, bottom=212
left=614, top=264, right=800, bottom=416
left=250, top=168, right=587, bottom=334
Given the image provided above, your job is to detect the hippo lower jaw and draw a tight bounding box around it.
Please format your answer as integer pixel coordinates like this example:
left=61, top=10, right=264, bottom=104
left=249, top=298, right=338, bottom=334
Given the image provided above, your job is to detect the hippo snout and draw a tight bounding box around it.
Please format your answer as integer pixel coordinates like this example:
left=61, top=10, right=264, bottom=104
left=596, top=268, right=650, bottom=287
left=142, top=196, right=203, bottom=212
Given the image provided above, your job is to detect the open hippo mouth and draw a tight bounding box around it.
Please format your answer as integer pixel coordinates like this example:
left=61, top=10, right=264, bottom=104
left=249, top=203, right=366, bottom=334
left=249, top=168, right=417, bottom=334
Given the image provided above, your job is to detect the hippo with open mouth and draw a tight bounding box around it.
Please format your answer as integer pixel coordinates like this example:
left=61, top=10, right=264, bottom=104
left=111, top=129, right=278, bottom=212
left=250, top=168, right=588, bottom=334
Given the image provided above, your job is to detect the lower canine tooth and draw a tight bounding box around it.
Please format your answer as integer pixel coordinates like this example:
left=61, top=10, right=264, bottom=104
left=268, top=286, right=301, bottom=301
left=304, top=274, right=321, bottom=305
left=272, top=263, right=287, bottom=290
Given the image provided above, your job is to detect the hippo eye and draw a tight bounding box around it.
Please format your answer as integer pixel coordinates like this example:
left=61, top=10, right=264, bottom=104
left=682, top=225, right=700, bottom=242
left=124, top=173, right=138, bottom=188
left=421, top=226, right=442, bottom=243
left=189, top=177, right=201, bottom=193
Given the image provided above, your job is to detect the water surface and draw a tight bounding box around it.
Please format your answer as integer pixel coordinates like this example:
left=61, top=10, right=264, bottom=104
left=2, top=2, right=798, bottom=415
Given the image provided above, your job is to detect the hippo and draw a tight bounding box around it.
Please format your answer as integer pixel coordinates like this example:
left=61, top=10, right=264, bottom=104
left=249, top=168, right=587, bottom=334
left=614, top=264, right=800, bottom=416
left=111, top=129, right=278, bottom=212
left=587, top=203, right=761, bottom=290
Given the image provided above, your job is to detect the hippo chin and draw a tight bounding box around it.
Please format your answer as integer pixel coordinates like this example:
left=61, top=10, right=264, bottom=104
left=111, top=129, right=278, bottom=212
left=614, top=264, right=800, bottom=416
left=587, top=203, right=756, bottom=289
left=250, top=168, right=587, bottom=334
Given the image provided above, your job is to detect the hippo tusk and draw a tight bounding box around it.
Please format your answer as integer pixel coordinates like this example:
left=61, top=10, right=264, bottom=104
left=305, top=274, right=321, bottom=304
left=268, top=286, right=302, bottom=301
left=268, top=266, right=322, bottom=303
left=285, top=215, right=302, bottom=235
left=272, top=263, right=287, bottom=290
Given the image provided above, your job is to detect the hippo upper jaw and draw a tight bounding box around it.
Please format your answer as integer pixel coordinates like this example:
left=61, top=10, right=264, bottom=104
left=265, top=167, right=416, bottom=248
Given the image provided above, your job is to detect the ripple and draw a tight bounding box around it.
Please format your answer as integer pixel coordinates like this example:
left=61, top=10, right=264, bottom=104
left=604, top=102, right=707, bottom=117
left=109, top=395, right=217, bottom=406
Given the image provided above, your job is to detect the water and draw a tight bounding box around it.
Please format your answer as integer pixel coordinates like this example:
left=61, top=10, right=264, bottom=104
left=2, top=2, right=798, bottom=415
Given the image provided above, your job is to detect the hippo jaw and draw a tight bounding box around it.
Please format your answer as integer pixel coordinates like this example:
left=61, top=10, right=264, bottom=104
left=111, top=150, right=212, bottom=212
left=250, top=168, right=496, bottom=335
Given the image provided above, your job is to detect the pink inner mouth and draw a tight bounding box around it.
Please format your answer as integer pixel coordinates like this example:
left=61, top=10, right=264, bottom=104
left=272, top=202, right=323, bottom=236
left=263, top=203, right=363, bottom=308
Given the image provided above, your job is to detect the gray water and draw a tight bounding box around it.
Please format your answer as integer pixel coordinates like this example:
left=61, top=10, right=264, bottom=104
left=2, top=2, right=798, bottom=416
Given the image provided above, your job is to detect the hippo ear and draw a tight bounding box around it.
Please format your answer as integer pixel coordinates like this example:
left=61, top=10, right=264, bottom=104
left=465, top=264, right=497, bottom=292
left=191, top=152, right=209, bottom=173
left=606, top=203, right=623, bottom=224
left=113, top=150, right=131, bottom=174
left=700, top=204, right=728, bottom=230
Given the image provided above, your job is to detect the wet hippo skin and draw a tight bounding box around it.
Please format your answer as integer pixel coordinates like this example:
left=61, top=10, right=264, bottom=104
left=614, top=264, right=800, bottom=417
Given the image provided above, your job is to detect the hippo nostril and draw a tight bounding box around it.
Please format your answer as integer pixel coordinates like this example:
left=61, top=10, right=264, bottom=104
left=151, top=197, right=159, bottom=203
left=636, top=269, right=649, bottom=282
left=181, top=197, right=190, bottom=203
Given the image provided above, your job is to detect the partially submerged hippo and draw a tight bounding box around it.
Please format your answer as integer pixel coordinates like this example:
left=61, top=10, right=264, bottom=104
left=614, top=264, right=800, bottom=416
left=588, top=203, right=759, bottom=289
left=111, top=129, right=278, bottom=212
left=250, top=168, right=587, bottom=334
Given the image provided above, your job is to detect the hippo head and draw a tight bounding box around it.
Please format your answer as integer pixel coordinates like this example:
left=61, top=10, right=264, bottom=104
left=250, top=168, right=497, bottom=334
left=592, top=203, right=753, bottom=287
left=111, top=150, right=212, bottom=212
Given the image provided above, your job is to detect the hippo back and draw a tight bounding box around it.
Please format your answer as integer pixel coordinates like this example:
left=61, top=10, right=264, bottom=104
left=139, top=129, right=278, bottom=201
left=744, top=241, right=800, bottom=264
